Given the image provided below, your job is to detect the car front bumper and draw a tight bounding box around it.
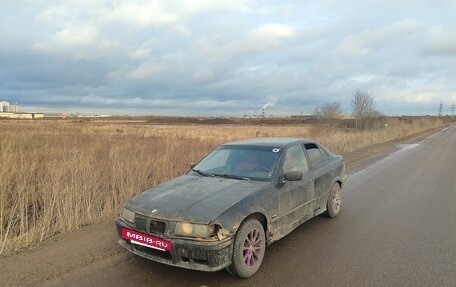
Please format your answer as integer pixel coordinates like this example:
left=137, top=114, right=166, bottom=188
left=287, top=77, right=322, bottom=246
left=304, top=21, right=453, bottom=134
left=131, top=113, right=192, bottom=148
left=115, top=219, right=233, bottom=272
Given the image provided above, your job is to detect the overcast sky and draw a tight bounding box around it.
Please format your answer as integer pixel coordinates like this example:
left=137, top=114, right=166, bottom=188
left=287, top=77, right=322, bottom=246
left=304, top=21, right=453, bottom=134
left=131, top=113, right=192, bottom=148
left=1, top=0, right=455, bottom=116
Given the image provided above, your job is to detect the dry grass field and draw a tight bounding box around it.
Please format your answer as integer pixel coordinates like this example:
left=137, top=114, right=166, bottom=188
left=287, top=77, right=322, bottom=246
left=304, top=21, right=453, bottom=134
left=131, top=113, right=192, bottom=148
left=0, top=117, right=444, bottom=255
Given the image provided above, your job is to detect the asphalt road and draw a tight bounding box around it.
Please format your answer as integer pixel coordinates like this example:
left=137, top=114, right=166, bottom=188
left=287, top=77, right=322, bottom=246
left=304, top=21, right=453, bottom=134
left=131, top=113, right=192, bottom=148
left=46, top=126, right=456, bottom=287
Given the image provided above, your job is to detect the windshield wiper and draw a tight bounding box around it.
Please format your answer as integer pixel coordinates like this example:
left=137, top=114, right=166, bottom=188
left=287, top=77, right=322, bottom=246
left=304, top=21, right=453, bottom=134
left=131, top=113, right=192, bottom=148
left=213, top=173, right=251, bottom=182
left=191, top=168, right=214, bottom=177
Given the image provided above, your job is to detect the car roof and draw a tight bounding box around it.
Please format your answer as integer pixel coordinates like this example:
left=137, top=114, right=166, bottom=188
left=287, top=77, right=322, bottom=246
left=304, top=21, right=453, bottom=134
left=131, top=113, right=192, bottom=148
left=223, top=138, right=315, bottom=148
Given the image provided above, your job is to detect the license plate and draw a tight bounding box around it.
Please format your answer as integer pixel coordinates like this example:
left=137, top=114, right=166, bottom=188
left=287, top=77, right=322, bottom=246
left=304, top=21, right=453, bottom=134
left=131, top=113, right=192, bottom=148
left=121, top=228, right=172, bottom=251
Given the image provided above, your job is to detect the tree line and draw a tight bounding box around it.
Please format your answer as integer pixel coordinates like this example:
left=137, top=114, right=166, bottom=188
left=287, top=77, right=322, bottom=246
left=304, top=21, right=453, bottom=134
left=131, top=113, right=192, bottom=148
left=313, top=89, right=382, bottom=129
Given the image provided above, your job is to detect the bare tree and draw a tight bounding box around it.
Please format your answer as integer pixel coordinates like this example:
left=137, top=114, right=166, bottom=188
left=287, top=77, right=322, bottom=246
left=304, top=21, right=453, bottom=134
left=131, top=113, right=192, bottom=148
left=351, top=89, right=376, bottom=129
left=314, top=102, right=342, bottom=127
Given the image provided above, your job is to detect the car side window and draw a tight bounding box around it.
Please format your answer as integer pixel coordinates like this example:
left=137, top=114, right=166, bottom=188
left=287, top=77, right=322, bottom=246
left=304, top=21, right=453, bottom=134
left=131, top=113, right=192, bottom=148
left=304, top=143, right=327, bottom=168
left=283, top=145, right=309, bottom=173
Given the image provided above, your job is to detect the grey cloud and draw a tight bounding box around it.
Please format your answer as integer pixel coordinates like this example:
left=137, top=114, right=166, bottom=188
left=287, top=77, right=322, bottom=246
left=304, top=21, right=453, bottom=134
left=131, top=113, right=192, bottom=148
left=423, top=26, right=456, bottom=56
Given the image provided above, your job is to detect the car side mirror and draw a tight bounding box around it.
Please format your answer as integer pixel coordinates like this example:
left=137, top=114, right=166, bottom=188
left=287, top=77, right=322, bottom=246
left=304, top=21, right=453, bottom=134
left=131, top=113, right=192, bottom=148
left=283, top=171, right=303, bottom=181
left=190, top=162, right=196, bottom=169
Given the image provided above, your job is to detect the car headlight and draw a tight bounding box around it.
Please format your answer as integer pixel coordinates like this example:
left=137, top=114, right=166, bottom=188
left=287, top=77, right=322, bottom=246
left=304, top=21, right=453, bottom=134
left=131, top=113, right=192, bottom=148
left=175, top=222, right=215, bottom=238
left=121, top=208, right=135, bottom=223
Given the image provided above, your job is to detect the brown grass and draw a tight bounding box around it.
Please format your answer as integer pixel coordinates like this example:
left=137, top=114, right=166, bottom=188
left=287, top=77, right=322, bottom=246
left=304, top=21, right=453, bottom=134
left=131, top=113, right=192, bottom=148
left=0, top=117, right=444, bottom=255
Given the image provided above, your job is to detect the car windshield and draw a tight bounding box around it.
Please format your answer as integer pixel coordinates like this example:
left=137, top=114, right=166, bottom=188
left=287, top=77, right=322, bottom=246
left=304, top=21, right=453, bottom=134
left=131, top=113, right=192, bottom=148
left=192, top=145, right=281, bottom=181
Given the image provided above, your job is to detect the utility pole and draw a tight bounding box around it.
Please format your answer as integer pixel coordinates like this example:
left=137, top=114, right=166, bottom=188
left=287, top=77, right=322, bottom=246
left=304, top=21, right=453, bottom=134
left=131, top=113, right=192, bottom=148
left=438, top=101, right=443, bottom=116
left=451, top=102, right=455, bottom=117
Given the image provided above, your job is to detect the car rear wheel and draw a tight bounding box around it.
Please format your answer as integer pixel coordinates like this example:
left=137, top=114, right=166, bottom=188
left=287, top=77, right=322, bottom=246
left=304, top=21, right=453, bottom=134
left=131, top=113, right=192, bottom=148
left=325, top=183, right=342, bottom=218
left=226, top=219, right=265, bottom=278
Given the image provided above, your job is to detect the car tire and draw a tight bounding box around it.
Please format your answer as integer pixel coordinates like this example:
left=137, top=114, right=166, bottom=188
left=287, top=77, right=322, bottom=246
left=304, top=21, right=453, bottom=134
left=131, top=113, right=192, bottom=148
left=226, top=219, right=265, bottom=278
left=325, top=183, right=342, bottom=218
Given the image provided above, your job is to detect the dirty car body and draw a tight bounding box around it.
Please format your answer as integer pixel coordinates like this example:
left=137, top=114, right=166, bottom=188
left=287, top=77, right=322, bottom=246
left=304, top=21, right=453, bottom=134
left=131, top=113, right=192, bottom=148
left=115, top=138, right=346, bottom=277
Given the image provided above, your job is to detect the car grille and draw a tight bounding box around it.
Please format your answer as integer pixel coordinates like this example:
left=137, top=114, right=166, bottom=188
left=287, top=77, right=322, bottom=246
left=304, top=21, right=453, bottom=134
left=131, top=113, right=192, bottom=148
left=135, top=217, right=147, bottom=232
left=150, top=220, right=166, bottom=234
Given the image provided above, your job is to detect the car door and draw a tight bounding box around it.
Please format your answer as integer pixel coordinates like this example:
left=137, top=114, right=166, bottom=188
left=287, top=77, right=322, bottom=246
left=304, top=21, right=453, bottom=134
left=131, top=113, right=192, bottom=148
left=277, top=144, right=314, bottom=233
left=304, top=143, right=332, bottom=212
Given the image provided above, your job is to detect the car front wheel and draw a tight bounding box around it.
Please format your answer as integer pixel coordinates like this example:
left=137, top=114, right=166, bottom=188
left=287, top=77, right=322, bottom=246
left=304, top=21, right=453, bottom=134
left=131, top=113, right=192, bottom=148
left=226, top=219, right=265, bottom=278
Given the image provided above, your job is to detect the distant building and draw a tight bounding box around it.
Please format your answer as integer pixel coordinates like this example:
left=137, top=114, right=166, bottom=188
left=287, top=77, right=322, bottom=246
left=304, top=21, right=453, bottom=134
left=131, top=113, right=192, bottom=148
left=0, top=100, right=42, bottom=119
left=0, top=112, right=44, bottom=119
left=0, top=101, right=9, bottom=112
left=0, top=101, right=21, bottom=113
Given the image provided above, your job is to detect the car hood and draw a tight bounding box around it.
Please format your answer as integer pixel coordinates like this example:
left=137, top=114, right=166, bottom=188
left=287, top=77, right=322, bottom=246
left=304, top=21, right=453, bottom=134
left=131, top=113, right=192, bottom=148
left=127, top=174, right=269, bottom=224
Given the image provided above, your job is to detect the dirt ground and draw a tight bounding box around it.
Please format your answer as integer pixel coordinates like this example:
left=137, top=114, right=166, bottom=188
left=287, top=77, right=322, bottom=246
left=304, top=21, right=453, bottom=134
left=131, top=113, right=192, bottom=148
left=0, top=128, right=442, bottom=287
